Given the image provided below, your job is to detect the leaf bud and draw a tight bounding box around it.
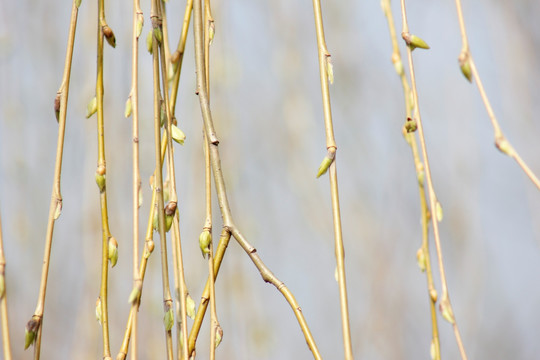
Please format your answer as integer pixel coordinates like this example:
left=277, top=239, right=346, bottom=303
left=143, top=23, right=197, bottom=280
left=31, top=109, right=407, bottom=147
left=214, top=324, right=223, bottom=348
left=416, top=248, right=426, bottom=272
left=54, top=93, right=61, bottom=121
left=171, top=124, right=186, bottom=145
left=326, top=55, right=334, bottom=84
left=316, top=156, right=333, bottom=178
left=163, top=307, right=174, bottom=331
left=124, top=97, right=132, bottom=118
left=439, top=296, right=455, bottom=324
left=146, top=31, right=153, bottom=54
left=136, top=13, right=144, bottom=38
left=103, top=25, right=116, bottom=48
left=95, top=173, right=106, bottom=193
left=186, top=294, right=196, bottom=319
left=86, top=96, right=97, bottom=118
left=108, top=236, right=118, bottom=267
left=24, top=317, right=40, bottom=350
left=458, top=52, right=472, bottom=83
left=199, top=230, right=212, bottom=258
left=153, top=27, right=163, bottom=45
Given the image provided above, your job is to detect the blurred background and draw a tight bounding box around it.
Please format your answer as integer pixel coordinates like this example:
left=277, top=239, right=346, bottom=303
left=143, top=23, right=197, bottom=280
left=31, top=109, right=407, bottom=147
left=1, top=0, right=540, bottom=359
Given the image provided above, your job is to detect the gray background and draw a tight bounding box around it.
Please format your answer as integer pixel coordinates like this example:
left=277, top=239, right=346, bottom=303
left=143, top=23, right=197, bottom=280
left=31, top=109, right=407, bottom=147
left=1, top=0, right=540, bottom=359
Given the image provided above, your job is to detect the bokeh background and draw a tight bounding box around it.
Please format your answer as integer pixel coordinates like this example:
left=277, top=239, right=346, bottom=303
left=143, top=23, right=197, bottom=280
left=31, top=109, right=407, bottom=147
left=1, top=0, right=540, bottom=359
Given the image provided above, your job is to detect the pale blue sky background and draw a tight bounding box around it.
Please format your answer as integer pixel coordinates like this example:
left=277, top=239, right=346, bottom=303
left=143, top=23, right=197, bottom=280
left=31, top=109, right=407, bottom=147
left=1, top=0, right=540, bottom=359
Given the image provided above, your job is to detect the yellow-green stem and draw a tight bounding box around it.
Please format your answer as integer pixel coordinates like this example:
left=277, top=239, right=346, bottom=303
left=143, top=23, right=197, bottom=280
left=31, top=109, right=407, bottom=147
left=30, top=1, right=80, bottom=358
left=311, top=0, right=352, bottom=358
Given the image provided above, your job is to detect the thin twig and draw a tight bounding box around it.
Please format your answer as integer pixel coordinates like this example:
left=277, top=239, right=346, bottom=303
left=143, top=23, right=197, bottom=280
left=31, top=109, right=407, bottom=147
left=399, top=0, right=468, bottom=358
left=453, top=1, right=540, bottom=190
left=151, top=0, right=174, bottom=357
left=381, top=1, right=440, bottom=357
left=27, top=1, right=81, bottom=358
left=310, top=0, right=353, bottom=358
left=192, top=0, right=322, bottom=358
left=128, top=0, right=143, bottom=358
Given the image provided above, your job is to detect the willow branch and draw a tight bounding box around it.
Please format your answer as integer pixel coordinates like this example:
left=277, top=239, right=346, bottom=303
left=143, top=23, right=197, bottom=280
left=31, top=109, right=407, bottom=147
left=381, top=1, right=440, bottom=357
left=169, top=0, right=193, bottom=117
left=158, top=10, right=190, bottom=360
left=192, top=0, right=322, bottom=358
left=453, top=1, right=540, bottom=190
left=27, top=1, right=80, bottom=358
left=151, top=0, right=174, bottom=357
left=127, top=0, right=143, bottom=358
left=310, top=1, right=353, bottom=358
left=400, top=1, right=467, bottom=358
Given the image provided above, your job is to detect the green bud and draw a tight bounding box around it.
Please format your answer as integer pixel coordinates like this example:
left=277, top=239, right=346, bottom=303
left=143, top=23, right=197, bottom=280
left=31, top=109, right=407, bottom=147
left=214, top=324, right=223, bottom=348
left=128, top=284, right=141, bottom=304
left=138, top=187, right=143, bottom=208
left=108, top=237, right=118, bottom=267
left=54, top=93, right=61, bottom=122
left=334, top=266, right=338, bottom=282
left=153, top=27, right=163, bottom=44
left=144, top=240, right=155, bottom=259
left=435, top=201, right=443, bottom=222
left=391, top=53, right=404, bottom=76
left=429, top=289, right=438, bottom=302
left=75, top=0, right=82, bottom=8
left=199, top=230, right=212, bottom=258
left=163, top=307, right=174, bottom=331
left=124, top=97, right=132, bottom=118
left=136, top=14, right=144, bottom=38
left=208, top=21, right=215, bottom=45
left=95, top=297, right=102, bottom=324
left=171, top=124, right=186, bottom=145
left=326, top=55, right=334, bottom=84
left=53, top=199, right=62, bottom=220
left=146, top=31, right=153, bottom=54
left=95, top=173, right=106, bottom=193
left=164, top=201, right=176, bottom=232
left=416, top=248, right=426, bottom=272
left=171, top=50, right=181, bottom=64
left=316, top=156, right=333, bottom=178
left=403, top=33, right=430, bottom=50
left=186, top=294, right=196, bottom=320
left=495, top=137, right=513, bottom=156
left=86, top=96, right=97, bottom=118
left=404, top=117, right=417, bottom=133
left=24, top=317, right=40, bottom=350
left=439, top=296, right=455, bottom=324
left=459, top=53, right=472, bottom=83
left=103, top=25, right=116, bottom=48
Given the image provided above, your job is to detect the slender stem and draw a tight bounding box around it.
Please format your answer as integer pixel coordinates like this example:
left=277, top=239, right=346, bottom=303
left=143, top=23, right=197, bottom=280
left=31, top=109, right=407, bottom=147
left=454, top=1, right=540, bottom=190
left=30, top=1, right=80, bottom=358
left=192, top=0, right=322, bottom=358
left=400, top=1, right=467, bottom=359
left=157, top=10, right=190, bottom=360
left=129, top=0, right=142, bottom=358
left=169, top=0, right=193, bottom=117
left=151, top=1, right=174, bottom=357
left=310, top=0, right=353, bottom=358
left=381, top=1, right=440, bottom=357
left=95, top=0, right=115, bottom=357
left=202, top=1, right=218, bottom=358
left=116, top=136, right=167, bottom=360
left=0, top=210, right=12, bottom=360
left=187, top=229, right=231, bottom=356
